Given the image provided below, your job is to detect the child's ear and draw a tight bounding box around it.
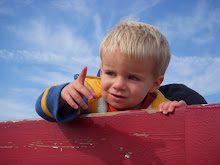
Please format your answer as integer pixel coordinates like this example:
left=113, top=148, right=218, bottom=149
left=99, top=63, right=103, bottom=75
left=149, top=75, right=164, bottom=93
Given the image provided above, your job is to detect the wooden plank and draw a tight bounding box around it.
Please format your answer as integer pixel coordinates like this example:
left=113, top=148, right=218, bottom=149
left=185, top=104, right=220, bottom=165
left=0, top=104, right=220, bottom=165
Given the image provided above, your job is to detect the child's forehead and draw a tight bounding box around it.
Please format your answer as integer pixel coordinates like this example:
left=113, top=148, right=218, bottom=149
left=102, top=52, right=154, bottom=75
left=101, top=51, right=150, bottom=62
left=102, top=57, right=152, bottom=71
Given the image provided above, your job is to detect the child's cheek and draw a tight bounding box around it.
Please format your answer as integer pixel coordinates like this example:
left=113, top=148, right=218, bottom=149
left=132, top=85, right=147, bottom=100
left=100, top=78, right=108, bottom=94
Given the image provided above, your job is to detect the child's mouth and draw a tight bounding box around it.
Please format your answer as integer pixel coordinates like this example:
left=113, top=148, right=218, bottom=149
left=114, top=94, right=123, bottom=98
left=111, top=93, right=126, bottom=98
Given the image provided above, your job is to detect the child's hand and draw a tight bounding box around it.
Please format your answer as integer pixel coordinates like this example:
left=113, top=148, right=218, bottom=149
left=60, top=66, right=97, bottom=110
left=158, top=100, right=187, bottom=115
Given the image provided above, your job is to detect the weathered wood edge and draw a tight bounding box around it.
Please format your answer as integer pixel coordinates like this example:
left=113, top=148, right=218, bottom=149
left=0, top=103, right=218, bottom=123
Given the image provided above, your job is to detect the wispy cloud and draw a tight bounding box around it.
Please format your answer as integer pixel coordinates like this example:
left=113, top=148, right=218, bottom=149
left=93, top=14, right=104, bottom=45
left=123, top=0, right=161, bottom=19
left=0, top=49, right=100, bottom=75
left=163, top=55, right=220, bottom=97
left=0, top=49, right=64, bottom=64
left=0, top=98, right=38, bottom=121
left=131, top=0, right=161, bottom=16
left=7, top=19, right=94, bottom=55
left=51, top=0, right=93, bottom=16
left=0, top=86, right=41, bottom=121
left=155, top=0, right=220, bottom=45
left=27, top=69, right=74, bottom=86
left=1, top=17, right=101, bottom=72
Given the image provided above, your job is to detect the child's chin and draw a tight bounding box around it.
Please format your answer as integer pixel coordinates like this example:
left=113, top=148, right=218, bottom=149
left=107, top=100, right=132, bottom=110
left=112, top=104, right=129, bottom=111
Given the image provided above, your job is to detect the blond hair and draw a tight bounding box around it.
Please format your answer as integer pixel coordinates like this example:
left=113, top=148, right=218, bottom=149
left=100, top=20, right=171, bottom=77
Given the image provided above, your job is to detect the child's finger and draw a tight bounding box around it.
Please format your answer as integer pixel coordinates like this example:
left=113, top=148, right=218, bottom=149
left=158, top=100, right=187, bottom=115
left=159, top=101, right=172, bottom=114
left=63, top=93, right=79, bottom=109
left=160, top=101, right=170, bottom=112
left=68, top=89, right=88, bottom=110
left=158, top=102, right=165, bottom=112
left=78, top=66, right=87, bottom=85
left=75, top=83, right=95, bottom=100
left=167, top=101, right=178, bottom=112
left=86, top=87, right=97, bottom=99
left=76, top=67, right=97, bottom=100
left=178, top=100, right=187, bottom=106
left=168, top=100, right=186, bottom=112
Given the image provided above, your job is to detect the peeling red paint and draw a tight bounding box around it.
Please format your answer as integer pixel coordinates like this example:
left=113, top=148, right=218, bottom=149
left=0, top=104, right=220, bottom=164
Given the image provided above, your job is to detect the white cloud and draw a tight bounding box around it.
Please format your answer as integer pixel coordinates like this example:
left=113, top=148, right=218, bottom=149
left=163, top=55, right=220, bottom=97
left=132, top=0, right=161, bottom=13
left=0, top=49, right=64, bottom=64
left=9, top=87, right=41, bottom=97
left=7, top=19, right=94, bottom=55
left=26, top=62, right=101, bottom=86
left=0, top=49, right=100, bottom=75
left=51, top=0, right=93, bottom=16
left=28, top=69, right=73, bottom=86
left=0, top=98, right=38, bottom=121
left=1, top=16, right=102, bottom=71
left=0, top=86, right=45, bottom=121
left=128, top=0, right=161, bottom=19
left=155, top=0, right=220, bottom=44
left=93, top=14, right=104, bottom=45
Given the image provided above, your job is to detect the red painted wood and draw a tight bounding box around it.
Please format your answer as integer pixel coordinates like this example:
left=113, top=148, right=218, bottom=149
left=0, top=104, right=220, bottom=165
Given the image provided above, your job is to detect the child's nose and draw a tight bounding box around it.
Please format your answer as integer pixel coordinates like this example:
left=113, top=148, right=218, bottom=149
left=113, top=77, right=126, bottom=90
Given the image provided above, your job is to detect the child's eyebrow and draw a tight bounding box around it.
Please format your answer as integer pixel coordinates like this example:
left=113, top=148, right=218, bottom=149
left=128, top=70, right=148, bottom=78
left=102, top=65, right=114, bottom=70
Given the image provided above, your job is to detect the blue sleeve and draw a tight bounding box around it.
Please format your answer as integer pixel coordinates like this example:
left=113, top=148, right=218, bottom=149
left=35, top=83, right=87, bottom=122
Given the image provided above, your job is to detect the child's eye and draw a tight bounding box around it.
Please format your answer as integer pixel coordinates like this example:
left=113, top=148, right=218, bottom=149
left=128, top=76, right=138, bottom=80
left=106, top=72, right=116, bottom=76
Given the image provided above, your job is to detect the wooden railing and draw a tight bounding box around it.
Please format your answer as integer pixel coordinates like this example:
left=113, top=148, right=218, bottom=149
left=1, top=104, right=220, bottom=165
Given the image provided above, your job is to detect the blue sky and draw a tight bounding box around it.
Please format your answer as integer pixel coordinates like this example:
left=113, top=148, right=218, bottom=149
left=0, top=0, right=220, bottom=121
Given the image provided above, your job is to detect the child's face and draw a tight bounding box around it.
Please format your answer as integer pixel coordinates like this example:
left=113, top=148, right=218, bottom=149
left=100, top=52, right=162, bottom=110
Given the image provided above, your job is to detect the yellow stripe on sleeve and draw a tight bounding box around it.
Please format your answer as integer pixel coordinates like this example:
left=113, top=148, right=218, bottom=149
left=41, top=85, right=60, bottom=118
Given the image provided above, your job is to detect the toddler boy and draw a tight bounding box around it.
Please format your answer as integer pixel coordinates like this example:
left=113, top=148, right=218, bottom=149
left=36, top=20, right=186, bottom=122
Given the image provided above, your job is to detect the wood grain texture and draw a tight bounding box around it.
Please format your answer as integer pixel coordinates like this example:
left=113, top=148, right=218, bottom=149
left=0, top=104, right=220, bottom=165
